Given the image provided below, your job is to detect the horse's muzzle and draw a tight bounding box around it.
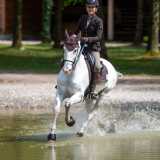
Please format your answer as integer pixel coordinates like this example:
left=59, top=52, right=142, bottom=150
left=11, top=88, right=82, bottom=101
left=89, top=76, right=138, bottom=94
left=63, top=68, right=72, bottom=74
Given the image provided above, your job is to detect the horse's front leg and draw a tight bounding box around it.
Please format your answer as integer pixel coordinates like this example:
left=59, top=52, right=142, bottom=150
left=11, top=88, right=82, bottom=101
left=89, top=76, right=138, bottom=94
left=65, top=92, right=83, bottom=127
left=48, top=92, right=63, bottom=141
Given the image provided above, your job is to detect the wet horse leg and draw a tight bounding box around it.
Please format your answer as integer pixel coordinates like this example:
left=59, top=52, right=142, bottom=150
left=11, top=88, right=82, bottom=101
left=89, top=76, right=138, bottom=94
left=48, top=93, right=63, bottom=141
left=77, top=95, right=103, bottom=136
left=77, top=111, right=97, bottom=137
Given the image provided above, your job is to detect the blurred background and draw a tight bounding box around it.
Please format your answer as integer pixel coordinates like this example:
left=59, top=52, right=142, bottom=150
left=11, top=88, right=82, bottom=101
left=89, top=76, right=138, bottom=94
left=0, top=0, right=159, bottom=74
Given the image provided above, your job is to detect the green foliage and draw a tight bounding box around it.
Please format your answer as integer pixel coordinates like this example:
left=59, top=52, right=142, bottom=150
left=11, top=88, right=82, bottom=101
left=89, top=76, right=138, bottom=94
left=41, top=0, right=53, bottom=43
left=64, top=0, right=85, bottom=6
left=143, top=36, right=149, bottom=43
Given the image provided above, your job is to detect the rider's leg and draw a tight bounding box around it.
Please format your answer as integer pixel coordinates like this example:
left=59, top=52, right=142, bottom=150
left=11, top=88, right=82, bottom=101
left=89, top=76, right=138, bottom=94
left=91, top=51, right=103, bottom=85
left=92, top=51, right=102, bottom=72
left=92, top=51, right=103, bottom=81
left=90, top=51, right=105, bottom=98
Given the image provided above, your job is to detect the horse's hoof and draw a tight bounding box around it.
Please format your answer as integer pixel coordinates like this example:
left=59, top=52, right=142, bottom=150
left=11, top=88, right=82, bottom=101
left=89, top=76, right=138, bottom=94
left=66, top=116, right=75, bottom=127
left=65, top=102, right=71, bottom=108
left=77, top=132, right=84, bottom=137
left=47, top=133, right=56, bottom=141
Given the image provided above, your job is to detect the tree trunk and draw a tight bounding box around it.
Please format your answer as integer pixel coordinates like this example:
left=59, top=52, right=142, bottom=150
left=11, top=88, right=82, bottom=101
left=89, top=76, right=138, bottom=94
left=53, top=0, right=63, bottom=48
left=41, top=0, right=53, bottom=43
left=12, top=0, right=22, bottom=48
left=146, top=0, right=153, bottom=51
left=98, top=0, right=108, bottom=59
left=150, top=0, right=160, bottom=54
left=134, top=0, right=144, bottom=45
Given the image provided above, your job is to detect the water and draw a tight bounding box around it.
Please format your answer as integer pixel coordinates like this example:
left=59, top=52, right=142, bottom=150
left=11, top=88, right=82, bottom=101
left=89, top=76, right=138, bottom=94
left=0, top=114, right=160, bottom=160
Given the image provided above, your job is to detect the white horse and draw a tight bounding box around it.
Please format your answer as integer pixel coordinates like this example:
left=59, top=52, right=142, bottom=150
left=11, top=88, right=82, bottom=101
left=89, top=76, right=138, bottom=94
left=48, top=32, right=118, bottom=141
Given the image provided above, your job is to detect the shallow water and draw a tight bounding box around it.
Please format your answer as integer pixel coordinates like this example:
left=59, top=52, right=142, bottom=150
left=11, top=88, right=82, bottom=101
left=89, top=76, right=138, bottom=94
left=0, top=114, right=160, bottom=160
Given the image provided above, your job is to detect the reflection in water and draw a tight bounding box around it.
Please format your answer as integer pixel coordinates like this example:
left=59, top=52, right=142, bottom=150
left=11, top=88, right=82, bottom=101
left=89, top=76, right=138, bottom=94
left=47, top=134, right=160, bottom=160
left=49, top=144, right=56, bottom=160
left=53, top=135, right=160, bottom=160
left=0, top=115, right=160, bottom=160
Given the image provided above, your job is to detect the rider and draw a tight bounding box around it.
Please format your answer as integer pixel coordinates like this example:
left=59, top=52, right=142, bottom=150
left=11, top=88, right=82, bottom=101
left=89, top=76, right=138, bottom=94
left=75, top=0, right=104, bottom=94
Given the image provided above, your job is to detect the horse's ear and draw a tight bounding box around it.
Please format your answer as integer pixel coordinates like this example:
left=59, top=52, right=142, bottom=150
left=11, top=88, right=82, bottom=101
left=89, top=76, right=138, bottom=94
left=65, top=29, right=69, bottom=40
left=77, top=32, right=81, bottom=40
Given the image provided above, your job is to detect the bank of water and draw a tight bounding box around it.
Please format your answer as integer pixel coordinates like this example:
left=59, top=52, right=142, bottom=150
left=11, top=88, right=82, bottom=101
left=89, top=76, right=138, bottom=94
left=0, top=114, right=160, bottom=160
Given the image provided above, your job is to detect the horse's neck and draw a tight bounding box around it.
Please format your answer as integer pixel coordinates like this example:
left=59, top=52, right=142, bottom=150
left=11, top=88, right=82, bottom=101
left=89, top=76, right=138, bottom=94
left=75, top=54, right=86, bottom=70
left=71, top=54, right=87, bottom=79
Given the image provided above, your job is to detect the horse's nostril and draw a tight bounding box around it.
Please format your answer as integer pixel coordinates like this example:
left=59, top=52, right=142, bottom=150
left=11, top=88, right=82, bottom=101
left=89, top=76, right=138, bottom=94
left=63, top=68, right=72, bottom=74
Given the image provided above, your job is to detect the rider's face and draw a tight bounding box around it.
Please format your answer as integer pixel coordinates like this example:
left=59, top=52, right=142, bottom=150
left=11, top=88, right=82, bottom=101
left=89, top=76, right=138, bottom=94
left=86, top=5, right=97, bottom=16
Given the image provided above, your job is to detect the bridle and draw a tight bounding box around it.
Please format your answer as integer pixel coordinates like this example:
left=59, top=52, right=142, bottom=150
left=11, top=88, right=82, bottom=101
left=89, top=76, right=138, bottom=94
left=63, top=42, right=86, bottom=70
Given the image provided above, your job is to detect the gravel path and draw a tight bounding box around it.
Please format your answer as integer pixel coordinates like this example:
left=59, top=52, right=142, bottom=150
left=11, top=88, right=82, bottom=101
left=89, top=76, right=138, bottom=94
left=0, top=73, right=160, bottom=115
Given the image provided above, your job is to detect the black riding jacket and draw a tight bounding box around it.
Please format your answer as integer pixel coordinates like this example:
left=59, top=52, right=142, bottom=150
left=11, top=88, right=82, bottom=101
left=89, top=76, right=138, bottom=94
left=76, top=14, right=103, bottom=52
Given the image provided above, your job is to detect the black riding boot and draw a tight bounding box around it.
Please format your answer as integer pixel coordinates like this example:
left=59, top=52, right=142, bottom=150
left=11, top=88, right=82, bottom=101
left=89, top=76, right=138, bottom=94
left=90, top=77, right=98, bottom=99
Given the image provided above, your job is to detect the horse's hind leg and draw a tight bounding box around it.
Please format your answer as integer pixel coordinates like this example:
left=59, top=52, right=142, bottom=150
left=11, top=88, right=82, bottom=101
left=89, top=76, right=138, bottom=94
left=48, top=93, right=63, bottom=141
left=77, top=95, right=103, bottom=136
left=77, top=110, right=97, bottom=137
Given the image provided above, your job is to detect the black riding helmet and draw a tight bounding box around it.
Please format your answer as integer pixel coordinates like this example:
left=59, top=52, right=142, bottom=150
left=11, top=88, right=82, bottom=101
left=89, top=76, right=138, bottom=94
left=86, top=0, right=99, bottom=7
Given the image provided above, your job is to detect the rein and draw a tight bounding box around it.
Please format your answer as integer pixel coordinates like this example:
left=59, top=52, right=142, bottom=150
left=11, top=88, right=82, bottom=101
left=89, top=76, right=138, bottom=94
left=74, top=44, right=87, bottom=67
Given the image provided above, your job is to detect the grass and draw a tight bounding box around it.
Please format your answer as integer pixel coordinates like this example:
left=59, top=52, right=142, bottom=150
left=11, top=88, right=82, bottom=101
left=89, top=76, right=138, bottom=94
left=0, top=43, right=63, bottom=73
left=108, top=46, right=160, bottom=75
left=0, top=43, right=160, bottom=75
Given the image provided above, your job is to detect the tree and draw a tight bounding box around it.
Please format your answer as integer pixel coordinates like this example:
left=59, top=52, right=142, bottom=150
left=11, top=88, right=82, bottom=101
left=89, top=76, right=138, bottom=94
left=134, top=0, right=144, bottom=45
left=53, top=0, right=84, bottom=48
left=41, top=0, right=53, bottom=43
left=150, top=0, right=160, bottom=54
left=147, top=0, right=160, bottom=54
left=98, top=0, right=108, bottom=59
left=12, top=0, right=23, bottom=48
left=53, top=0, right=63, bottom=48
left=64, top=0, right=85, bottom=6
left=146, top=0, right=152, bottom=51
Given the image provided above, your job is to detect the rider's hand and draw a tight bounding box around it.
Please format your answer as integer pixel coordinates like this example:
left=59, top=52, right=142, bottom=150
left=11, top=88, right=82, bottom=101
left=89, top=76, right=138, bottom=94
left=81, top=37, right=88, bottom=43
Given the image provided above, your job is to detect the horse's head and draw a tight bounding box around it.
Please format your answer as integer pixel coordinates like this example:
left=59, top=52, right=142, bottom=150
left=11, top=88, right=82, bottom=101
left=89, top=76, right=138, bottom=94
left=62, top=31, right=81, bottom=74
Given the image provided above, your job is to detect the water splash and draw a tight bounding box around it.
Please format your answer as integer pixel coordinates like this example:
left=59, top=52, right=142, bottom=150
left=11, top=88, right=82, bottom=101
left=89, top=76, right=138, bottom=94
left=74, top=99, right=160, bottom=136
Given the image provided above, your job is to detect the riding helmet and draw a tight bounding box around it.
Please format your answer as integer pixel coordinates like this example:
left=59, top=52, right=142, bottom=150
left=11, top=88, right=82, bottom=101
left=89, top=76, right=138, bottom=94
left=86, top=0, right=99, bottom=7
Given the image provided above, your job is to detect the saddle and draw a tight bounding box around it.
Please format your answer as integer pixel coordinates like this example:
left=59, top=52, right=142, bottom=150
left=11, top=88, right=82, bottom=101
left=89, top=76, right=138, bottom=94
left=82, top=48, right=108, bottom=97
